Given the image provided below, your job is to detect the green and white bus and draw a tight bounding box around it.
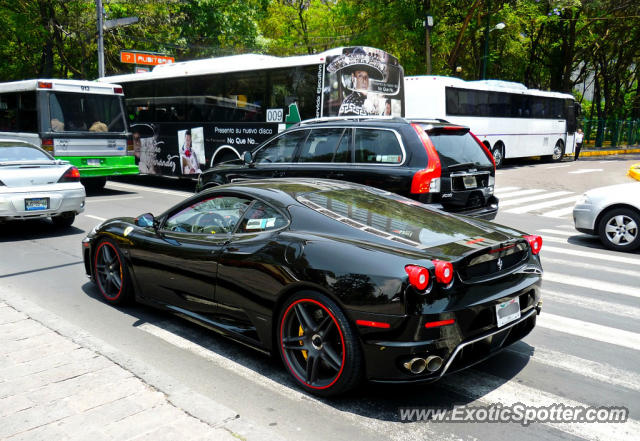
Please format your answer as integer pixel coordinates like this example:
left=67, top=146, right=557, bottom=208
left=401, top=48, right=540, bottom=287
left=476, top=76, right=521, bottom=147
left=0, top=79, right=138, bottom=188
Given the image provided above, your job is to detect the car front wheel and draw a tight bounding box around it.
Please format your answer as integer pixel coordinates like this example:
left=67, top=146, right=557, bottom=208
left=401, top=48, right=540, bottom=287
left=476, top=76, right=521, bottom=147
left=597, top=208, right=640, bottom=252
left=93, top=239, right=133, bottom=304
left=278, top=291, right=363, bottom=397
left=51, top=212, right=75, bottom=228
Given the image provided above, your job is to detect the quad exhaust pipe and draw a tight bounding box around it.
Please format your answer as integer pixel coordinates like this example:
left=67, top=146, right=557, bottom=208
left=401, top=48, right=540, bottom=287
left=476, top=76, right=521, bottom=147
left=403, top=355, right=443, bottom=374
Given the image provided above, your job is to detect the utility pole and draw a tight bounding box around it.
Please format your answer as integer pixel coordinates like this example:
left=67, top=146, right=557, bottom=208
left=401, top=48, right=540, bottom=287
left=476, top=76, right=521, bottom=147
left=96, top=0, right=105, bottom=78
left=481, top=0, right=491, bottom=80
left=425, top=0, right=433, bottom=75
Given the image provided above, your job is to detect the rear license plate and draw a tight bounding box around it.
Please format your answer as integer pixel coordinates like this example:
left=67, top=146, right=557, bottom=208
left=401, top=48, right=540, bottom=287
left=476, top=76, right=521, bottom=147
left=87, top=158, right=101, bottom=166
left=463, top=175, right=477, bottom=189
left=25, top=197, right=49, bottom=211
left=496, top=297, right=521, bottom=327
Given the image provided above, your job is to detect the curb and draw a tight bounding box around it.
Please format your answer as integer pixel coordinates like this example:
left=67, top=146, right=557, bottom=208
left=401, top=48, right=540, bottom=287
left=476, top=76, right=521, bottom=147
left=629, top=163, right=640, bottom=181
left=578, top=148, right=640, bottom=157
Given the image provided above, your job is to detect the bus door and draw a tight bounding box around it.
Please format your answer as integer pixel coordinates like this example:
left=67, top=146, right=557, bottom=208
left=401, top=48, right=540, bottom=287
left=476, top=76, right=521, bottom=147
left=564, top=99, right=577, bottom=154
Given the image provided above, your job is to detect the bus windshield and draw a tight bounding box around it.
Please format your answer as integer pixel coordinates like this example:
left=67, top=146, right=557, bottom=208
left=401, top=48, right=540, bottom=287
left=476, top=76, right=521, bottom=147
left=47, top=92, right=125, bottom=133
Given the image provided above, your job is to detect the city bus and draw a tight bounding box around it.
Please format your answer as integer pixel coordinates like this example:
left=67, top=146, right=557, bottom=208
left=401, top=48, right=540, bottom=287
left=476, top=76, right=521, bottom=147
left=0, top=79, right=138, bottom=188
left=404, top=76, right=580, bottom=167
left=100, top=46, right=404, bottom=177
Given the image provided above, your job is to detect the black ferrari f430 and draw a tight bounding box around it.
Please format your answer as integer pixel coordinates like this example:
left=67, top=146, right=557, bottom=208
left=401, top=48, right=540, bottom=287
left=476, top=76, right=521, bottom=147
left=82, top=179, right=543, bottom=396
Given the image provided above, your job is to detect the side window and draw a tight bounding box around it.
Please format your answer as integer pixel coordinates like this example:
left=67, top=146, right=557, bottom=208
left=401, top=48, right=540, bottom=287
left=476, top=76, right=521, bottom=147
left=297, top=128, right=345, bottom=163
left=238, top=201, right=288, bottom=233
left=334, top=129, right=351, bottom=162
left=164, top=195, right=252, bottom=234
left=0, top=93, right=18, bottom=131
left=253, top=130, right=307, bottom=163
left=354, top=129, right=403, bottom=164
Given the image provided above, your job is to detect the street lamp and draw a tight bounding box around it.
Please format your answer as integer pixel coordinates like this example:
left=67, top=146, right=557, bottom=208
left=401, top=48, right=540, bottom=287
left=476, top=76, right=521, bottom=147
left=481, top=15, right=506, bottom=80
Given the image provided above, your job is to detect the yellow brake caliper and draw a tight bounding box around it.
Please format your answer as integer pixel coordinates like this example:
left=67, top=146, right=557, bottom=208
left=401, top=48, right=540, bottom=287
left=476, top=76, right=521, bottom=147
left=299, top=325, right=308, bottom=360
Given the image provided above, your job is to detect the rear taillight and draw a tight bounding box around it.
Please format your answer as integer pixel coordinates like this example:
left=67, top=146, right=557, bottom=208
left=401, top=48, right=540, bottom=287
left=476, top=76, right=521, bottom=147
left=410, top=123, right=441, bottom=194
left=37, top=81, right=52, bottom=89
left=405, top=265, right=431, bottom=291
left=41, top=138, right=54, bottom=153
left=58, top=166, right=81, bottom=183
left=470, top=131, right=496, bottom=169
left=127, top=137, right=135, bottom=155
left=114, top=87, right=123, bottom=94
left=524, top=235, right=542, bottom=255
left=432, top=259, right=454, bottom=285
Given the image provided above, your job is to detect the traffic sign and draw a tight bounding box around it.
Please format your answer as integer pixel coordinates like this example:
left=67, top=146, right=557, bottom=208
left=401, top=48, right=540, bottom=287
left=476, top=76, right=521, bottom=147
left=120, top=51, right=174, bottom=66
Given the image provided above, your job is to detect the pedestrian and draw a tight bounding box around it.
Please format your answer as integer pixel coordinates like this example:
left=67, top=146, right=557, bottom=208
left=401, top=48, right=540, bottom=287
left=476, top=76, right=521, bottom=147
left=574, top=128, right=584, bottom=161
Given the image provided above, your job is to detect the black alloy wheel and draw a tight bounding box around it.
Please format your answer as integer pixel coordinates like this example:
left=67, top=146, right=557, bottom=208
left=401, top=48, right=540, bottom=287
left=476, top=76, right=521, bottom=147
left=278, top=292, right=362, bottom=396
left=94, top=239, right=132, bottom=304
left=491, top=144, right=504, bottom=168
left=598, top=207, right=640, bottom=252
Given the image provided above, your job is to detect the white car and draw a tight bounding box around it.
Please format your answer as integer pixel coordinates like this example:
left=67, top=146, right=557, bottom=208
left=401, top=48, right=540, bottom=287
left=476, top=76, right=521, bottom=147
left=573, top=182, right=640, bottom=252
left=0, top=139, right=85, bottom=227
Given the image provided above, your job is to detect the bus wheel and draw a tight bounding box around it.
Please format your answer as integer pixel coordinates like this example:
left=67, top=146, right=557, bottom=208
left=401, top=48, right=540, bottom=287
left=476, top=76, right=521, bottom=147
left=82, top=177, right=107, bottom=192
left=491, top=144, right=504, bottom=168
left=550, top=140, right=565, bottom=162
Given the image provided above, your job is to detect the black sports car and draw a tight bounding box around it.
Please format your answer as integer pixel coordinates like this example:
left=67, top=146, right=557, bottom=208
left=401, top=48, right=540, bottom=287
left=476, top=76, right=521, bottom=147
left=82, top=179, right=543, bottom=396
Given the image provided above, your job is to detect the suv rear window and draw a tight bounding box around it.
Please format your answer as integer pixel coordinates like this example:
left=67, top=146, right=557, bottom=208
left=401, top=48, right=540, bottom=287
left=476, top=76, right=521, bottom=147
left=425, top=128, right=492, bottom=169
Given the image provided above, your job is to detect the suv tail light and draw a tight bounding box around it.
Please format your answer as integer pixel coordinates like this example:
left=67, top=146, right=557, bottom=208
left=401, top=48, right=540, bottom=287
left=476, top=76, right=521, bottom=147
left=432, top=259, right=454, bottom=285
left=114, top=87, right=123, bottom=94
left=470, top=131, right=496, bottom=169
left=41, top=138, right=54, bottom=153
left=523, top=235, right=542, bottom=255
left=410, top=123, right=442, bottom=194
left=58, top=166, right=81, bottom=183
left=405, top=265, right=432, bottom=291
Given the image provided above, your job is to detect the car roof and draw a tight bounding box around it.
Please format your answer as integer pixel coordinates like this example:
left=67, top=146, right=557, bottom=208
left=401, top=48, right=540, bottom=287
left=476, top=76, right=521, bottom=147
left=294, top=116, right=467, bottom=130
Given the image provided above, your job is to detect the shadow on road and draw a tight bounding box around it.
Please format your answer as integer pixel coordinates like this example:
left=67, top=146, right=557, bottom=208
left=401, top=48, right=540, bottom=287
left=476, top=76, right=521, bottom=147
left=0, top=218, right=85, bottom=242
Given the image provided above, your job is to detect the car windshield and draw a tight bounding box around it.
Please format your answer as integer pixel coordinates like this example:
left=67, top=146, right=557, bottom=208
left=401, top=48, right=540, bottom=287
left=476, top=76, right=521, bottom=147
left=424, top=127, right=492, bottom=169
left=297, top=188, right=484, bottom=248
left=46, top=92, right=126, bottom=133
left=0, top=145, right=52, bottom=162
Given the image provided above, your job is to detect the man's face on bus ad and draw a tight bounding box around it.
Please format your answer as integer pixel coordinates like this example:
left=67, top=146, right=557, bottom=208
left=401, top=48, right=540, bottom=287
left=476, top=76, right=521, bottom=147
left=352, top=70, right=369, bottom=91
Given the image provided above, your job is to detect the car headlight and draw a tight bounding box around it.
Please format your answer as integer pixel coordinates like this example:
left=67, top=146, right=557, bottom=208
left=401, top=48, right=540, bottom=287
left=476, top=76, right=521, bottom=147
left=575, top=194, right=591, bottom=206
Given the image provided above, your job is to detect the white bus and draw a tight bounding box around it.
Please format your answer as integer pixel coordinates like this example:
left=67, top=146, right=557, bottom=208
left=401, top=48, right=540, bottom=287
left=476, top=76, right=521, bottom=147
left=100, top=46, right=404, bottom=177
left=0, top=79, right=137, bottom=188
left=404, top=76, right=579, bottom=167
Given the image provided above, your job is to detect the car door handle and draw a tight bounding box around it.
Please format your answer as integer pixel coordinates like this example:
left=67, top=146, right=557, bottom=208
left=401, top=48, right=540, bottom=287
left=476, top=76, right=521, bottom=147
left=333, top=173, right=345, bottom=178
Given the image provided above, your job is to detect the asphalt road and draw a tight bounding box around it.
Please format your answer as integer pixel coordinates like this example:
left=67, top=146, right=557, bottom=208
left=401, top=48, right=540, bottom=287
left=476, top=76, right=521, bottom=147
left=1, top=153, right=639, bottom=441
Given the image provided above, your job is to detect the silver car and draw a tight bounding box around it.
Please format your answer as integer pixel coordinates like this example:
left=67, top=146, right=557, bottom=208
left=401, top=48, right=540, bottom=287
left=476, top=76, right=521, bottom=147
left=0, top=139, right=85, bottom=227
left=573, top=182, right=640, bottom=252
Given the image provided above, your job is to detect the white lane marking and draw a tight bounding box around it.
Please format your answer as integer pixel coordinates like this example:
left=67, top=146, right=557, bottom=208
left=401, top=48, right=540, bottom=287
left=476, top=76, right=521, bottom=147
left=542, top=205, right=575, bottom=218
left=544, top=271, right=640, bottom=299
left=505, top=195, right=581, bottom=214
left=499, top=191, right=573, bottom=207
left=538, top=229, right=574, bottom=237
left=107, top=181, right=192, bottom=197
left=537, top=313, right=640, bottom=351
left=494, top=189, right=545, bottom=198
left=542, top=245, right=640, bottom=266
left=542, top=288, right=640, bottom=320
left=506, top=345, right=640, bottom=393
left=84, top=214, right=106, bottom=221
left=87, top=196, right=144, bottom=203
left=555, top=224, right=576, bottom=231
left=493, top=186, right=520, bottom=194
left=444, top=370, right=640, bottom=441
left=542, top=256, right=639, bottom=278
left=545, top=164, right=572, bottom=169
left=568, top=169, right=603, bottom=174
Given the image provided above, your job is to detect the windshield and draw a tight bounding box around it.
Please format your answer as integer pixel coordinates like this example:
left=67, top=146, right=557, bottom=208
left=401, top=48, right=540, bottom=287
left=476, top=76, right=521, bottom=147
left=47, top=92, right=126, bottom=133
left=426, top=128, right=492, bottom=169
left=297, top=188, right=484, bottom=248
left=0, top=145, right=52, bottom=162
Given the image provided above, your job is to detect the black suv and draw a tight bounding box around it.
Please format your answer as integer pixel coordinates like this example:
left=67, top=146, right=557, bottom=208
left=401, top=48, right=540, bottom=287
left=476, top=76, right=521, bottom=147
left=196, top=117, right=499, bottom=219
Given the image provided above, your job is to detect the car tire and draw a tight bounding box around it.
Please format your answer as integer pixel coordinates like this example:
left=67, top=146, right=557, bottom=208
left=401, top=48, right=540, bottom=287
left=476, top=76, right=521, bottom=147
left=597, top=207, right=640, bottom=252
left=549, top=140, right=565, bottom=162
left=51, top=212, right=75, bottom=228
left=491, top=144, right=504, bottom=168
left=93, top=238, right=133, bottom=305
left=82, top=177, right=107, bottom=192
left=278, top=291, right=363, bottom=397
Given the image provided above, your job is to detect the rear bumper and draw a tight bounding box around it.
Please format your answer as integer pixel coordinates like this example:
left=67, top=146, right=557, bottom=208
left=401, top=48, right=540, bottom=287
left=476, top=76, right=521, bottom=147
left=424, top=195, right=499, bottom=220
left=0, top=186, right=85, bottom=220
left=58, top=156, right=139, bottom=178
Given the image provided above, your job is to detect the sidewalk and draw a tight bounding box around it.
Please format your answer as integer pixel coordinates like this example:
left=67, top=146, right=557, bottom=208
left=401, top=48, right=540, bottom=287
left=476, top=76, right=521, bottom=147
left=577, top=144, right=640, bottom=157
left=0, top=296, right=284, bottom=441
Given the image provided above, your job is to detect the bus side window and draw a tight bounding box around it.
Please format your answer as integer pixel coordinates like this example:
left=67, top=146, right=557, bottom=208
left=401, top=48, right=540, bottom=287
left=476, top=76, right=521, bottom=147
left=17, top=92, right=38, bottom=132
left=0, top=93, right=18, bottom=131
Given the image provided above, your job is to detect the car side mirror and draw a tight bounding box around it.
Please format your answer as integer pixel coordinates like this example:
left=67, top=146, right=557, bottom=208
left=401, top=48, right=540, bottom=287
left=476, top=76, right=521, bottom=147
left=243, top=151, right=252, bottom=165
left=135, top=213, right=156, bottom=228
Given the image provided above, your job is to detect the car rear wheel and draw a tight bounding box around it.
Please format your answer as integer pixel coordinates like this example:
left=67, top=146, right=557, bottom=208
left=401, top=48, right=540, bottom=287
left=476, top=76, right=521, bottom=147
left=278, top=291, right=363, bottom=397
left=597, top=208, right=640, bottom=252
left=51, top=212, right=75, bottom=228
left=491, top=143, right=504, bottom=168
left=93, top=239, right=133, bottom=305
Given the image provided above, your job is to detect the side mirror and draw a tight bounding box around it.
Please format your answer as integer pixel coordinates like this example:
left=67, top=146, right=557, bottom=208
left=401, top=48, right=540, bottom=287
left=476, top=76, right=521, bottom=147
left=242, top=150, right=252, bottom=165
left=135, top=213, right=156, bottom=228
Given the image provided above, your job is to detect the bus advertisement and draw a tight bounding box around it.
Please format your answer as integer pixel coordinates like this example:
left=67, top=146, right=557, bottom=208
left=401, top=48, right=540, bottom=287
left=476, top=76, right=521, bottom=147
left=0, top=79, right=138, bottom=188
left=101, top=46, right=404, bottom=177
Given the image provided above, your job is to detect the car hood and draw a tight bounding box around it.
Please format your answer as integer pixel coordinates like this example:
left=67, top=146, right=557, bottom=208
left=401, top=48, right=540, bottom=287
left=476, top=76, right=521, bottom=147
left=585, top=182, right=640, bottom=204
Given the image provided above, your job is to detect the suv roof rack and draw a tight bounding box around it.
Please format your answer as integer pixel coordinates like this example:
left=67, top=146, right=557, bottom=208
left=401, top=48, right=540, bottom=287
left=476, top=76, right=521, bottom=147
left=297, top=116, right=408, bottom=125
